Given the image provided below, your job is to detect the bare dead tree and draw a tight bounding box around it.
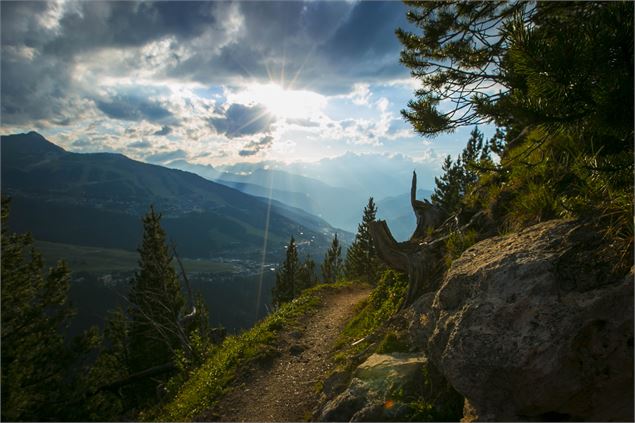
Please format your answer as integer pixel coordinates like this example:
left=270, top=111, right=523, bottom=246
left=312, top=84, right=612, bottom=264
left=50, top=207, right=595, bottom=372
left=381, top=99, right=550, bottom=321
left=369, top=171, right=484, bottom=308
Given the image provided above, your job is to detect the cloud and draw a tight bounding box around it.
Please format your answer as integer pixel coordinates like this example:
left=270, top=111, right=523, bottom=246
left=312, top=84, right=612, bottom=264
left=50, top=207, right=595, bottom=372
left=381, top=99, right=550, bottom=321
left=210, top=104, right=275, bottom=138
left=72, top=138, right=92, bottom=147
left=238, top=135, right=274, bottom=156
left=95, top=94, right=172, bottom=122
left=1, top=1, right=415, bottom=129
left=153, top=125, right=172, bottom=136
left=287, top=118, right=320, bottom=128
left=145, top=149, right=188, bottom=163
left=129, top=140, right=152, bottom=149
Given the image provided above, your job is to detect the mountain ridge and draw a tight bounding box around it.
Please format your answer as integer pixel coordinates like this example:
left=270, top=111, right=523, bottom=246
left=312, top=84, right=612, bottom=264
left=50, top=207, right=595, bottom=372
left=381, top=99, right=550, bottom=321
left=1, top=132, right=345, bottom=260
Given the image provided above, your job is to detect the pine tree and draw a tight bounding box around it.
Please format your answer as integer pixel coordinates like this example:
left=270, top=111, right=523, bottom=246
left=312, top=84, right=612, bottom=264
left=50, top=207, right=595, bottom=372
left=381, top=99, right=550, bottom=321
left=431, top=128, right=492, bottom=216
left=321, top=234, right=343, bottom=284
left=345, top=198, right=381, bottom=284
left=128, top=206, right=185, bottom=377
left=296, top=255, right=317, bottom=292
left=272, top=236, right=299, bottom=307
left=431, top=155, right=464, bottom=216
left=1, top=197, right=98, bottom=421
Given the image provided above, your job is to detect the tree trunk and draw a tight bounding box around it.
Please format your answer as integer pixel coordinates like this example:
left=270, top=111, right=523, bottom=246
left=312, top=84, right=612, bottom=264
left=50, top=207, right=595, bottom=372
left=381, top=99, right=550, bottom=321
left=369, top=220, right=444, bottom=308
left=368, top=171, right=447, bottom=307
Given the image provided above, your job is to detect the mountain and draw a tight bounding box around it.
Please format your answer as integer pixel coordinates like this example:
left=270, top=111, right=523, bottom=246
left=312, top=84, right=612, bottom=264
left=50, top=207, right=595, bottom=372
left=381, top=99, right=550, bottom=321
left=218, top=152, right=440, bottom=200
left=375, top=189, right=434, bottom=241
left=1, top=132, right=343, bottom=260
left=167, top=160, right=367, bottom=231
left=171, top=153, right=441, bottom=232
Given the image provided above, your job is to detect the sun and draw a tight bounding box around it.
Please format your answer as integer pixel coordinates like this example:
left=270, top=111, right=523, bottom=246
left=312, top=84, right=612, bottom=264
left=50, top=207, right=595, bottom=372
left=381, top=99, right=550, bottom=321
left=231, top=83, right=326, bottom=120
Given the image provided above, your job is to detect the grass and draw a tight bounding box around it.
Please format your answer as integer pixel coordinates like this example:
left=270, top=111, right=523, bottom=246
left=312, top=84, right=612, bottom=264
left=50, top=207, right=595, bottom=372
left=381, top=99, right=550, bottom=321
left=153, top=281, right=353, bottom=422
left=332, top=270, right=408, bottom=366
left=34, top=240, right=236, bottom=274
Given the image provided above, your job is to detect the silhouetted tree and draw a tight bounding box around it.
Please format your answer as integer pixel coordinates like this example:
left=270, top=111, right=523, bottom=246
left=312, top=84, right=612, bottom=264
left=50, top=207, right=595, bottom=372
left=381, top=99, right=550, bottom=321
left=272, top=236, right=299, bottom=307
left=345, top=198, right=381, bottom=284
left=296, top=254, right=317, bottom=292
left=1, top=197, right=98, bottom=421
left=321, top=234, right=343, bottom=284
left=127, top=206, right=185, bottom=402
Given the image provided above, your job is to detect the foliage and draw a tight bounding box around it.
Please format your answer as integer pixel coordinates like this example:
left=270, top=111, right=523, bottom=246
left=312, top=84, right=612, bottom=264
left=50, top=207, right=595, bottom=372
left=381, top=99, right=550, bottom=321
left=444, top=229, right=478, bottom=268
left=399, top=2, right=633, bottom=263
left=321, top=234, right=343, bottom=284
left=376, top=331, right=410, bottom=354
left=345, top=197, right=382, bottom=284
left=334, top=270, right=408, bottom=361
left=272, top=236, right=320, bottom=307
left=125, top=206, right=187, bottom=404
left=431, top=127, right=492, bottom=216
left=397, top=1, right=529, bottom=134
left=1, top=197, right=99, bottom=421
left=296, top=254, right=318, bottom=293
left=157, top=281, right=353, bottom=422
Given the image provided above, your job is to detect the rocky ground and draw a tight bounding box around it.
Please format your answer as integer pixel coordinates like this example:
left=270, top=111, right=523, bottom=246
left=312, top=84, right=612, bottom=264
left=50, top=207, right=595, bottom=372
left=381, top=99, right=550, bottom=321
left=201, top=285, right=371, bottom=422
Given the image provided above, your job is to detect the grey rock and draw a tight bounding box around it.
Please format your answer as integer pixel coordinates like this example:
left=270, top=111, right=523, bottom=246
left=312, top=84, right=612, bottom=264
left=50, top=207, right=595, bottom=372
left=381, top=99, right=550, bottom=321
left=322, top=370, right=350, bottom=397
left=317, top=353, right=428, bottom=422
left=424, top=220, right=634, bottom=421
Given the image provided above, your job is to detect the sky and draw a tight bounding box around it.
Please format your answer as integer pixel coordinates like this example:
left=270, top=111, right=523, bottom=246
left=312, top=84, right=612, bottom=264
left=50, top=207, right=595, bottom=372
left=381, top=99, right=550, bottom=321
left=1, top=0, right=491, bottom=174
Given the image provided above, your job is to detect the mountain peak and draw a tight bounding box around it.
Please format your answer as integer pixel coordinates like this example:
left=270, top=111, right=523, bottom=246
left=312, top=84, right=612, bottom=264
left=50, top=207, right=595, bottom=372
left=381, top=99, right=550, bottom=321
left=1, top=131, right=67, bottom=155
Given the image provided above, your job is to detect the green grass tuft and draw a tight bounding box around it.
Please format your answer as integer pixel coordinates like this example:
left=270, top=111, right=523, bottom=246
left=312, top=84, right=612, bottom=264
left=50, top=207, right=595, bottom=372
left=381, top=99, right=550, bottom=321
left=333, top=270, right=408, bottom=363
left=154, top=281, right=352, bottom=422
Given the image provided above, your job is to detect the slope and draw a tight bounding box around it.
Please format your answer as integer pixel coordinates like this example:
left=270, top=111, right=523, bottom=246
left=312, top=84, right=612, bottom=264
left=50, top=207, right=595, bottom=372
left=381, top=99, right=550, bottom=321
left=210, top=285, right=371, bottom=421
left=0, top=132, right=337, bottom=259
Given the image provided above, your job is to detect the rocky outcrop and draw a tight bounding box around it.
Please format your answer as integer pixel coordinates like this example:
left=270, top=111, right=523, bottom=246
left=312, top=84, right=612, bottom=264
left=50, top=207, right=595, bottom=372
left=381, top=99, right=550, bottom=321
left=318, top=353, right=425, bottom=421
left=317, top=353, right=462, bottom=422
left=411, top=219, right=634, bottom=421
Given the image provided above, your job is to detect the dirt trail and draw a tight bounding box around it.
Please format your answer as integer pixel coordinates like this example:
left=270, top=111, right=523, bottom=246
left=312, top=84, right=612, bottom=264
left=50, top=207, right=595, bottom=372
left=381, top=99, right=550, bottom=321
left=206, top=285, right=370, bottom=422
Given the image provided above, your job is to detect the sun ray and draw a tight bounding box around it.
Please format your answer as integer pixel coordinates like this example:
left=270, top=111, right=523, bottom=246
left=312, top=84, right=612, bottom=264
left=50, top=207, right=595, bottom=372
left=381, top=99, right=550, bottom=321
left=255, top=171, right=274, bottom=319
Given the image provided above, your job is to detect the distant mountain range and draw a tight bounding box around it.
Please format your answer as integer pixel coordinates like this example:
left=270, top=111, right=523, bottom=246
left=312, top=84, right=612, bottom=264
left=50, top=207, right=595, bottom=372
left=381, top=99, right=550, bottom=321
left=167, top=155, right=436, bottom=233
left=375, top=189, right=433, bottom=241
left=1, top=132, right=348, bottom=260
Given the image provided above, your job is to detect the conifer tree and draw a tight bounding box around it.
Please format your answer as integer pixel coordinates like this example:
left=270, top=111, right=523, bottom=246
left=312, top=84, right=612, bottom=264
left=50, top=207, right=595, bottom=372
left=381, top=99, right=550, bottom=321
left=321, top=234, right=342, bottom=284
left=345, top=198, right=381, bottom=284
left=128, top=206, right=185, bottom=377
left=272, top=236, right=299, bottom=307
left=296, top=255, right=317, bottom=292
left=431, top=127, right=492, bottom=216
left=1, top=197, right=98, bottom=421
left=431, top=155, right=464, bottom=216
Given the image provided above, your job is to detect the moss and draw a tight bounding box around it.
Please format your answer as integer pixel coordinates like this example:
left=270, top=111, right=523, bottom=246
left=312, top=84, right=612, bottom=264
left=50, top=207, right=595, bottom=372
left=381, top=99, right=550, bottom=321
left=153, top=281, right=353, bottom=422
left=376, top=331, right=410, bottom=354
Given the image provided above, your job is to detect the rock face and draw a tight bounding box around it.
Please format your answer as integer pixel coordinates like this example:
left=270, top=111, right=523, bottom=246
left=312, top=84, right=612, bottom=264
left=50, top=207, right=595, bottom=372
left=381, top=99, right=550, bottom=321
left=415, top=220, right=634, bottom=421
left=317, top=353, right=428, bottom=422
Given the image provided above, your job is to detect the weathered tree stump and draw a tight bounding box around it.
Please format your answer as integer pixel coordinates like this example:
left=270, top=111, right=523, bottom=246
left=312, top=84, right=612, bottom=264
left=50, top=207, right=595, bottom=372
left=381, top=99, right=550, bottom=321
left=369, top=171, right=446, bottom=308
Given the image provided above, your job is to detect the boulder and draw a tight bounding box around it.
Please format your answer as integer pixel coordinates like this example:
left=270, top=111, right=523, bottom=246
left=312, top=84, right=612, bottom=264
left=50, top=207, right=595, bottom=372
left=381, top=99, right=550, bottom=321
left=317, top=353, right=428, bottom=422
left=422, top=220, right=634, bottom=421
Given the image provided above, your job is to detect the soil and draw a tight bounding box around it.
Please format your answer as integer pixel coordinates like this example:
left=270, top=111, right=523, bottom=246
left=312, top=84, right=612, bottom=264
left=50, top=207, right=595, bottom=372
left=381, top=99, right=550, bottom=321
left=201, top=285, right=371, bottom=422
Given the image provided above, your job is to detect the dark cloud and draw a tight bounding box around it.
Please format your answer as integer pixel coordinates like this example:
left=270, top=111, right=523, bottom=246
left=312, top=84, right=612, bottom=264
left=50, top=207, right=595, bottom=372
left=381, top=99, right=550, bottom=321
left=239, top=135, right=274, bottom=156
left=95, top=94, right=172, bottom=122
left=44, top=2, right=219, bottom=57
left=1, top=0, right=414, bottom=127
left=145, top=149, right=187, bottom=163
left=129, top=140, right=152, bottom=149
left=210, top=104, right=275, bottom=138
left=153, top=125, right=172, bottom=136
left=168, top=1, right=410, bottom=94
